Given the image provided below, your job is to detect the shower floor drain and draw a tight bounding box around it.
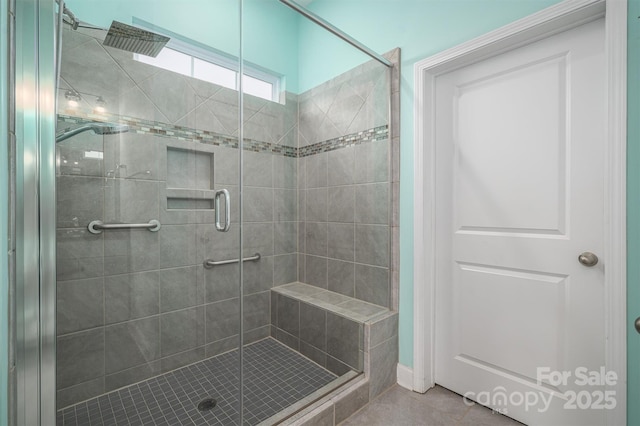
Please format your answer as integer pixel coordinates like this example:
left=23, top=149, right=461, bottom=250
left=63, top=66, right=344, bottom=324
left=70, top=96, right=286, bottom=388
left=197, top=398, right=217, bottom=411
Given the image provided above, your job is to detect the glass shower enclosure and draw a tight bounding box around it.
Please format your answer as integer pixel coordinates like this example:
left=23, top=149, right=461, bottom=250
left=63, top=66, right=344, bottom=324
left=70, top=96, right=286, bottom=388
left=13, top=0, right=394, bottom=424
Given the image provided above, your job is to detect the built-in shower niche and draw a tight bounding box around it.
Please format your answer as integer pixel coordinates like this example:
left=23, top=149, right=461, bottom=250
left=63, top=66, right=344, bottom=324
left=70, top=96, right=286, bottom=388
left=166, top=147, right=215, bottom=209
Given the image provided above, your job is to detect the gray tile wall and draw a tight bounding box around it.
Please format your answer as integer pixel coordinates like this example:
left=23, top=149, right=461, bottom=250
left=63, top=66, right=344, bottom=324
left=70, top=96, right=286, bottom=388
left=270, top=293, right=364, bottom=376
left=56, top=131, right=297, bottom=409
left=297, top=60, right=392, bottom=309
left=56, top=27, right=298, bottom=409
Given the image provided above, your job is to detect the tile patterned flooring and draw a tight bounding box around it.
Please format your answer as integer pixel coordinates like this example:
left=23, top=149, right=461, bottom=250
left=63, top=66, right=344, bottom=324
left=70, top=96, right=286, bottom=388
left=341, top=384, right=525, bottom=426
left=57, top=338, right=337, bottom=426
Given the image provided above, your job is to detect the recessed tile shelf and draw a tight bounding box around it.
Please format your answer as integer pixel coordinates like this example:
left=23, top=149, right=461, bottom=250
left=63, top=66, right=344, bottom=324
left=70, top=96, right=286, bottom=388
left=166, top=147, right=215, bottom=210
left=166, top=188, right=216, bottom=210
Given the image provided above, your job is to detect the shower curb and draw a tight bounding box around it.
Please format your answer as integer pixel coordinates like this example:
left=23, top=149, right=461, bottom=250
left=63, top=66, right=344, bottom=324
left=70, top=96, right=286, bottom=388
left=278, top=375, right=373, bottom=426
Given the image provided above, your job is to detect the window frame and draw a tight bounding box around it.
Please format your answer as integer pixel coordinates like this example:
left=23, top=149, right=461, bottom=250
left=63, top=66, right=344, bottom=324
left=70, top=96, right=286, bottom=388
left=132, top=18, right=282, bottom=102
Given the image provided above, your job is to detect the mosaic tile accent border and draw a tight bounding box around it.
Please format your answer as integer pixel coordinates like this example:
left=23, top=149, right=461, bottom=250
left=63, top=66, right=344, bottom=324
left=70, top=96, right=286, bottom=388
left=57, top=113, right=388, bottom=159
left=297, top=126, right=389, bottom=158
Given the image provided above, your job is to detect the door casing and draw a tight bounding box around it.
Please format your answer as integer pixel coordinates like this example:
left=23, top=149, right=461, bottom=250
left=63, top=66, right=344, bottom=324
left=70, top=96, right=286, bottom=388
left=411, top=1, right=627, bottom=425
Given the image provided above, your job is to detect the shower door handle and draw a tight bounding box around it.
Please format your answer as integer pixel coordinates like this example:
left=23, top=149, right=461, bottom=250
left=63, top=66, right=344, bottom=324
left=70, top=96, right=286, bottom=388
left=215, top=189, right=231, bottom=232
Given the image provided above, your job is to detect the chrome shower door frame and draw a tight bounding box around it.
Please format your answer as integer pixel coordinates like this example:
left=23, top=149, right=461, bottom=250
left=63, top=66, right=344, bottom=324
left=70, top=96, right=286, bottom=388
left=14, top=0, right=57, bottom=424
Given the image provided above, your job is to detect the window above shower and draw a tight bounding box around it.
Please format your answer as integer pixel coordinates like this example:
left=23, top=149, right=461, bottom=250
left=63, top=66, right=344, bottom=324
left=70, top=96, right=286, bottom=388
left=133, top=20, right=282, bottom=103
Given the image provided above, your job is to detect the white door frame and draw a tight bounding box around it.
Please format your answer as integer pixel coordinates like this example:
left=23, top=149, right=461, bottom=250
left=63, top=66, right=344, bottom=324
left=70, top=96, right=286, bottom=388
left=412, top=0, right=627, bottom=424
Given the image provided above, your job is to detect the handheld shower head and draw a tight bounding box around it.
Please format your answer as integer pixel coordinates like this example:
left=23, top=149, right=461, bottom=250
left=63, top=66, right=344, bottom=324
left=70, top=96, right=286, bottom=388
left=56, top=122, right=129, bottom=143
left=90, top=122, right=129, bottom=135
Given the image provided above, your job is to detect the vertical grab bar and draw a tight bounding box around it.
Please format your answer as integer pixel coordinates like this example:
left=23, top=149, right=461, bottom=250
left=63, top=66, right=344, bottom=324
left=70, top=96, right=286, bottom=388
left=215, top=189, right=231, bottom=232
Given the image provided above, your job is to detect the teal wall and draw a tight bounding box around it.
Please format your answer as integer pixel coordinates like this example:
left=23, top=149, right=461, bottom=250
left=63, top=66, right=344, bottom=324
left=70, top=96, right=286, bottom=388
left=0, top=0, right=9, bottom=421
left=300, top=0, right=561, bottom=368
left=64, top=0, right=301, bottom=92
left=628, top=1, right=639, bottom=424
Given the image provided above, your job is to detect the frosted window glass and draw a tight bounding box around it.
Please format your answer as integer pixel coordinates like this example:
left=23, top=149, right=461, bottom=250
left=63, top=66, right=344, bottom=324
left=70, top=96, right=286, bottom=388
left=193, top=58, right=236, bottom=90
left=135, top=46, right=279, bottom=102
left=243, top=75, right=273, bottom=101
left=136, top=48, right=191, bottom=76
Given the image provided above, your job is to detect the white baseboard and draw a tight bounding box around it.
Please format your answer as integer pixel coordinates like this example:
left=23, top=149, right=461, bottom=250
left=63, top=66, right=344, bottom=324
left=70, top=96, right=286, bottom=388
left=396, top=364, right=413, bottom=390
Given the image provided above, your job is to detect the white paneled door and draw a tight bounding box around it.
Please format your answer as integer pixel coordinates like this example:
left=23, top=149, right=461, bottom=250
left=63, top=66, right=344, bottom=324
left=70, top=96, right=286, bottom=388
left=434, top=19, right=607, bottom=426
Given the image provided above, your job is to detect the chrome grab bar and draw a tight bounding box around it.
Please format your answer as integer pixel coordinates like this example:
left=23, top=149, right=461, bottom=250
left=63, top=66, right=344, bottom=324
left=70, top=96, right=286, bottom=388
left=88, top=219, right=161, bottom=234
left=203, top=253, right=261, bottom=268
left=215, top=189, right=231, bottom=232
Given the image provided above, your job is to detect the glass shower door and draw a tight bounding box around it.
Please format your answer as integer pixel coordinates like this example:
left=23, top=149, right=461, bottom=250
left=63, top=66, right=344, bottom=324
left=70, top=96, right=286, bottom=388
left=54, top=1, right=245, bottom=424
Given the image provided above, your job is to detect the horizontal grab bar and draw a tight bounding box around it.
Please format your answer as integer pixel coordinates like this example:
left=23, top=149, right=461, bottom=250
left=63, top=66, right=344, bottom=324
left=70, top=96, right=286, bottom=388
left=88, top=219, right=161, bottom=234
left=203, top=253, right=261, bottom=268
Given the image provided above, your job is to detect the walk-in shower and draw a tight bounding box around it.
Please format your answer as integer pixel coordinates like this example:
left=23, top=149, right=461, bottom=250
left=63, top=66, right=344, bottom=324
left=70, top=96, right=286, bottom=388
left=13, top=0, right=400, bottom=425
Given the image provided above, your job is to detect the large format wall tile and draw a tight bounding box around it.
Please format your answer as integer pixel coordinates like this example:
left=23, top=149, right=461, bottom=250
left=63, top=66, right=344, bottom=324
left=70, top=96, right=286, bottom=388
left=57, top=329, right=105, bottom=389
left=104, top=272, right=159, bottom=324
left=274, top=254, right=297, bottom=286
left=57, top=229, right=104, bottom=281
left=328, top=186, right=355, bottom=223
left=326, top=312, right=362, bottom=370
left=300, top=302, right=326, bottom=351
left=355, top=183, right=389, bottom=225
left=103, top=229, right=159, bottom=275
left=104, top=317, right=161, bottom=374
left=243, top=291, right=271, bottom=331
left=327, top=223, right=355, bottom=262
left=159, top=266, right=202, bottom=312
left=305, top=255, right=328, bottom=289
left=57, top=176, right=104, bottom=229
left=205, top=298, right=240, bottom=343
left=306, top=222, right=328, bottom=257
left=327, top=259, right=355, bottom=297
left=355, top=225, right=389, bottom=268
left=274, top=222, right=297, bottom=255
left=61, top=39, right=137, bottom=109
left=354, top=140, right=389, bottom=184
left=243, top=222, right=274, bottom=257
left=307, top=188, right=328, bottom=222
left=159, top=224, right=197, bottom=268
left=244, top=187, right=274, bottom=222
left=243, top=256, right=274, bottom=294
left=243, top=150, right=273, bottom=188
left=103, top=132, right=162, bottom=181
left=138, top=71, right=199, bottom=124
left=104, top=179, right=159, bottom=224
left=160, top=307, right=205, bottom=356
left=204, top=263, right=239, bottom=303
left=355, top=264, right=389, bottom=307
left=276, top=293, right=300, bottom=337
left=57, top=278, right=104, bottom=335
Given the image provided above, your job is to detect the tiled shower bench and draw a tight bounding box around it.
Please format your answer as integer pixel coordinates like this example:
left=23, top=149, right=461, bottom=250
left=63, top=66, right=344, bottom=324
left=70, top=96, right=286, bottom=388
left=266, top=282, right=399, bottom=425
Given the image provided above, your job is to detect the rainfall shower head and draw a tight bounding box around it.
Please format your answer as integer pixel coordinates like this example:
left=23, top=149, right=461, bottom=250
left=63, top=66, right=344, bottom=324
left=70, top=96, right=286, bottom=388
left=56, top=122, right=129, bottom=143
left=103, top=21, right=170, bottom=57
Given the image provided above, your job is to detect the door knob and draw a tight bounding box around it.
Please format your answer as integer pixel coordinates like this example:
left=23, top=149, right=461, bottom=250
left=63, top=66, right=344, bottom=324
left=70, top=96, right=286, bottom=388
left=635, top=317, right=640, bottom=334
left=578, top=252, right=598, bottom=267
